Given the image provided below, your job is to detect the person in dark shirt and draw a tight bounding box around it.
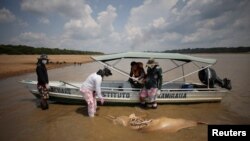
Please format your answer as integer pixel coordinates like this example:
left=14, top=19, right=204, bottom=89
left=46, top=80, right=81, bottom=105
left=139, top=58, right=162, bottom=109
left=128, top=61, right=145, bottom=88
left=198, top=67, right=232, bottom=90
left=36, top=54, right=49, bottom=110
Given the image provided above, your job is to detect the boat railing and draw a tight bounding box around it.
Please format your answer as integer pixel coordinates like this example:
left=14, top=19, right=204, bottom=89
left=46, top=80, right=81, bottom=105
left=100, top=86, right=225, bottom=92
left=101, top=86, right=141, bottom=91
left=161, top=88, right=223, bottom=92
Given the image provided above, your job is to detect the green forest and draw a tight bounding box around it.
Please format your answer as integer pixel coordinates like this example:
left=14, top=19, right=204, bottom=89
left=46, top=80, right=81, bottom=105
left=163, top=47, right=250, bottom=53
left=0, top=44, right=249, bottom=55
left=0, top=45, right=103, bottom=55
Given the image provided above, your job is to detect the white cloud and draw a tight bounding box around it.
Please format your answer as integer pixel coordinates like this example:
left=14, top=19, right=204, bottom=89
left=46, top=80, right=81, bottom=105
left=19, top=32, right=47, bottom=41
left=38, top=17, right=50, bottom=24
left=152, top=17, right=167, bottom=29
left=6, top=0, right=249, bottom=53
left=9, top=4, right=123, bottom=53
left=63, top=5, right=118, bottom=40
left=0, top=8, right=28, bottom=27
left=60, top=4, right=124, bottom=52
left=17, top=19, right=29, bottom=27
left=0, top=8, right=16, bottom=23
left=0, top=1, right=118, bottom=53
left=21, top=0, right=88, bottom=18
left=123, top=0, right=182, bottom=50
left=63, top=4, right=99, bottom=40
left=125, top=25, right=143, bottom=41
left=97, top=5, right=117, bottom=33
left=182, top=28, right=213, bottom=43
left=128, top=0, right=177, bottom=27
left=123, top=0, right=250, bottom=51
left=63, top=18, right=99, bottom=39
left=11, top=32, right=50, bottom=47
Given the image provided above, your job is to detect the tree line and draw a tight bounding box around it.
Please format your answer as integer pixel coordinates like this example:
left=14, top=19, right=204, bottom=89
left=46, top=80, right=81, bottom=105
left=1, top=44, right=249, bottom=55
left=163, top=47, right=250, bottom=53
left=0, top=44, right=103, bottom=55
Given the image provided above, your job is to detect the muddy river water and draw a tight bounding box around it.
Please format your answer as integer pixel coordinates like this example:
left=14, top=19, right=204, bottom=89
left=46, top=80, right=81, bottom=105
left=0, top=54, right=249, bottom=141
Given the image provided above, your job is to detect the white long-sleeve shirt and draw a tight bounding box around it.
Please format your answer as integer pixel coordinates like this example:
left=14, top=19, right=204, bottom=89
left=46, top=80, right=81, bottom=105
left=80, top=73, right=103, bottom=99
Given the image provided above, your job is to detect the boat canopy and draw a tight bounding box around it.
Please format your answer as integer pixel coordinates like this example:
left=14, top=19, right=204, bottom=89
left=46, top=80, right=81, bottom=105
left=91, top=52, right=216, bottom=64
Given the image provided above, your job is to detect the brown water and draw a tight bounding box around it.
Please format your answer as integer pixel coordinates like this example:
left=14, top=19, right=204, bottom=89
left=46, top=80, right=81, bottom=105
left=0, top=54, right=249, bottom=141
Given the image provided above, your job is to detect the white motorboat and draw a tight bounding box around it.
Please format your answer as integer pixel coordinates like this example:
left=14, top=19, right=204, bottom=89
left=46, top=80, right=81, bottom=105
left=21, top=52, right=231, bottom=104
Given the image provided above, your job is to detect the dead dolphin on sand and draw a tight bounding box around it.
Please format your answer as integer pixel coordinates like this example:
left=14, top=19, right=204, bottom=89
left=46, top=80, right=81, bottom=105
left=106, top=113, right=206, bottom=133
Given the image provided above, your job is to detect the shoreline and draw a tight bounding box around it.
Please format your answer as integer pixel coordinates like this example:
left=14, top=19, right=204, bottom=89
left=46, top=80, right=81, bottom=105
left=0, top=55, right=93, bottom=80
left=0, top=64, right=71, bottom=79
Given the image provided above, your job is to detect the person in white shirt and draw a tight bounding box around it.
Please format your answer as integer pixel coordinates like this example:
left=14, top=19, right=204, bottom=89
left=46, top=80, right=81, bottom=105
left=80, top=68, right=112, bottom=117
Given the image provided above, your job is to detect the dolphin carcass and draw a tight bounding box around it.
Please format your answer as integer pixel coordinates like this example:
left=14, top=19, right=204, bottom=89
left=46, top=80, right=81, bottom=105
left=106, top=113, right=206, bottom=133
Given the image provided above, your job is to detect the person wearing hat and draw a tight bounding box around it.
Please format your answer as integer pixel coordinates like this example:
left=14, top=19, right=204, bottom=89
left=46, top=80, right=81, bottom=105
left=36, top=54, right=50, bottom=110
left=139, top=58, right=162, bottom=109
left=80, top=67, right=112, bottom=117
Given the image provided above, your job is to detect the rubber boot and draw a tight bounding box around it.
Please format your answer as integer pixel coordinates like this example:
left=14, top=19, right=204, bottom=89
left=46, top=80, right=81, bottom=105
left=152, top=102, right=158, bottom=109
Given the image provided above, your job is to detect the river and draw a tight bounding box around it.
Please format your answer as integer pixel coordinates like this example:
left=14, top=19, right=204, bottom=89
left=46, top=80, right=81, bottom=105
left=0, top=54, right=249, bottom=141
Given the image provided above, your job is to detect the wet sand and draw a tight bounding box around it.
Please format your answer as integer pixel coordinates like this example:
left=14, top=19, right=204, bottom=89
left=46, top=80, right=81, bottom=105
left=0, top=55, right=93, bottom=79
left=0, top=54, right=249, bottom=141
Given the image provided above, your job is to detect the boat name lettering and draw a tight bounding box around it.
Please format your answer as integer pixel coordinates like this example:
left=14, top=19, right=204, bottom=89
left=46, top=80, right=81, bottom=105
left=102, top=92, right=130, bottom=98
left=50, top=87, right=71, bottom=94
left=158, top=93, right=187, bottom=98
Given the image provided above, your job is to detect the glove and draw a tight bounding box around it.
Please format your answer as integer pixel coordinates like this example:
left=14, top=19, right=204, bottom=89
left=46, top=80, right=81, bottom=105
left=156, top=90, right=161, bottom=96
left=100, top=98, right=104, bottom=105
left=45, top=84, right=50, bottom=89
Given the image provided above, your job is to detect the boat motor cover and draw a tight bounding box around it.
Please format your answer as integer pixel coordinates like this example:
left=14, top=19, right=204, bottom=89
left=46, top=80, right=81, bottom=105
left=198, top=67, right=232, bottom=90
left=198, top=67, right=217, bottom=87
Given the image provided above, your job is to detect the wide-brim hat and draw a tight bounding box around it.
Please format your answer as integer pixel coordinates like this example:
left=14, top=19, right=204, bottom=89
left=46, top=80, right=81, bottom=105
left=38, top=54, right=49, bottom=60
left=146, top=58, right=158, bottom=67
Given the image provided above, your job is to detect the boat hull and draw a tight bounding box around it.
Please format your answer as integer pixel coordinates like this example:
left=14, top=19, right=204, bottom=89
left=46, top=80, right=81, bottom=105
left=21, top=80, right=228, bottom=104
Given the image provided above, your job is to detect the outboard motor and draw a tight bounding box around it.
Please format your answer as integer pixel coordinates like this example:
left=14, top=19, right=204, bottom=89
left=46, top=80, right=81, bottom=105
left=198, top=67, right=232, bottom=90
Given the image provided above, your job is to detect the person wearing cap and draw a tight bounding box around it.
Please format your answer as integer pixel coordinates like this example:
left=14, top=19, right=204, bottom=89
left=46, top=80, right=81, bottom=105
left=80, top=67, right=112, bottom=117
left=139, top=58, right=162, bottom=109
left=36, top=54, right=50, bottom=110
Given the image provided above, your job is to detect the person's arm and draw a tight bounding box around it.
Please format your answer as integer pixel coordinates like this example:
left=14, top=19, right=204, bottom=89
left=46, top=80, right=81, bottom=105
left=129, top=68, right=133, bottom=77
left=128, top=69, right=135, bottom=83
left=95, top=77, right=103, bottom=99
left=157, top=66, right=163, bottom=90
left=44, top=67, right=49, bottom=84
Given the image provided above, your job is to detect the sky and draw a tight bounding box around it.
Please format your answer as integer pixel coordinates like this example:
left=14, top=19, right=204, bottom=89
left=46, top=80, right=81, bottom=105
left=0, top=0, right=249, bottom=53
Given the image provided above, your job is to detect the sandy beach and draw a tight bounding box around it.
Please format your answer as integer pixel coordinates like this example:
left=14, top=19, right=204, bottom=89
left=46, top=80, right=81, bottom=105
left=0, top=53, right=249, bottom=141
left=0, top=55, right=93, bottom=79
